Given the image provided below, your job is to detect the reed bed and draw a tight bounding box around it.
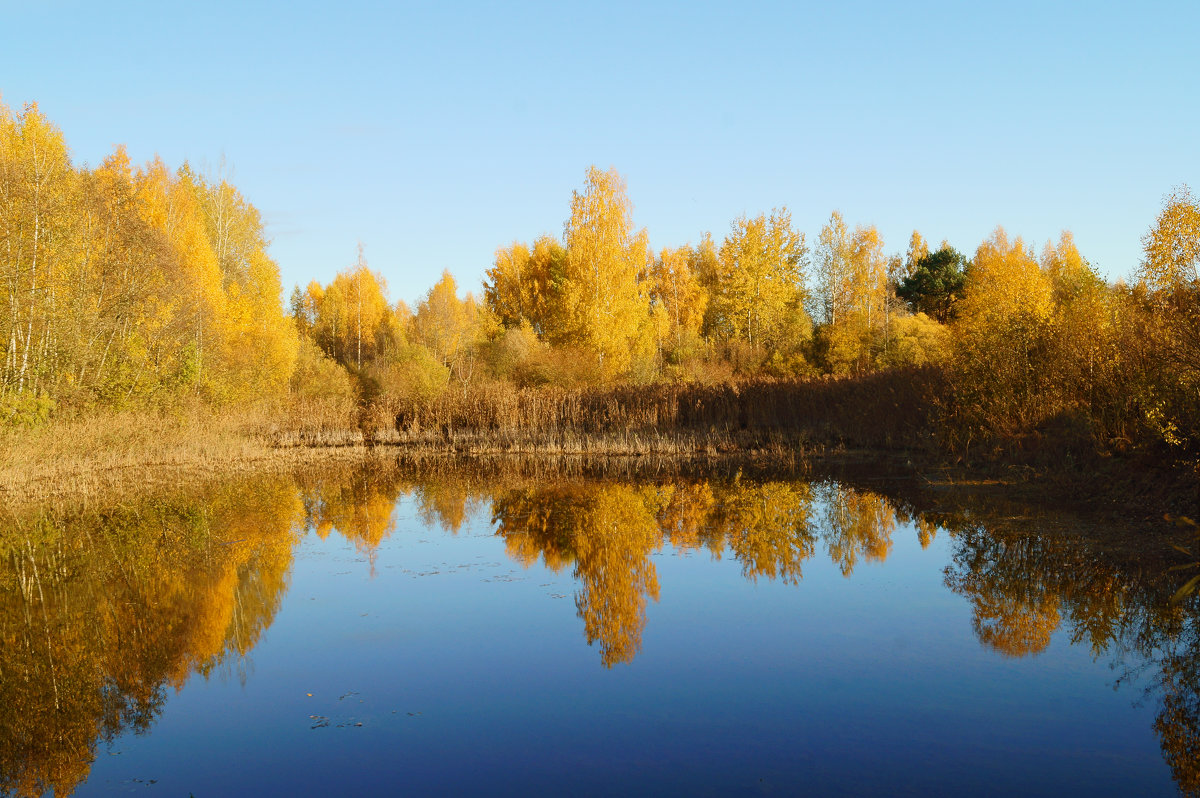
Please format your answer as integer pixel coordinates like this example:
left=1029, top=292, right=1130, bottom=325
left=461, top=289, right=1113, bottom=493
left=366, top=368, right=942, bottom=454
left=0, top=368, right=951, bottom=506
left=0, top=399, right=366, bottom=504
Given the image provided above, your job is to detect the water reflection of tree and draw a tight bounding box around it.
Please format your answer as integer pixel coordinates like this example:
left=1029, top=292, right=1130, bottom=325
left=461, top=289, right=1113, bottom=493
left=654, top=481, right=719, bottom=555
left=0, top=478, right=303, bottom=798
left=489, top=477, right=903, bottom=664
left=492, top=483, right=661, bottom=667
left=300, top=468, right=407, bottom=574
left=484, top=471, right=1200, bottom=795
left=945, top=528, right=1063, bottom=657
left=1156, top=635, right=1200, bottom=796
left=941, top=514, right=1200, bottom=795
left=15, top=464, right=1200, bottom=796
left=817, top=482, right=895, bottom=577
left=710, top=480, right=816, bottom=584
left=415, top=476, right=487, bottom=534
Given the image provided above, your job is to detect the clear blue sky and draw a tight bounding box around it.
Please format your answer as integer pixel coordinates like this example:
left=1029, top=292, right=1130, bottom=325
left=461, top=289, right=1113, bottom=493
left=2, top=0, right=1197, bottom=305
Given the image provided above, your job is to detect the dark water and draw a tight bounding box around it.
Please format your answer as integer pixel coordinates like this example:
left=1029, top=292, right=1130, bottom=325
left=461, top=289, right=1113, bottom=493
left=1, top=462, right=1196, bottom=796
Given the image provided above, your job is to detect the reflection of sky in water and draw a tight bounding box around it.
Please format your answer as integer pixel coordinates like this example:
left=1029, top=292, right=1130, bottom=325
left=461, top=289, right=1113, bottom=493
left=22, top=479, right=1184, bottom=796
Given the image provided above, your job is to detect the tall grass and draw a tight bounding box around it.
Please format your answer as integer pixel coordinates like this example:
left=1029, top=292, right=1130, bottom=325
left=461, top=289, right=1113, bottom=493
left=0, top=397, right=361, bottom=503
left=361, top=368, right=941, bottom=455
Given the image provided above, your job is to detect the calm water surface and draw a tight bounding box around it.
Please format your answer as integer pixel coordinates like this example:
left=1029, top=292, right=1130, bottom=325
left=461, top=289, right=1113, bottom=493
left=1, top=463, right=1195, bottom=796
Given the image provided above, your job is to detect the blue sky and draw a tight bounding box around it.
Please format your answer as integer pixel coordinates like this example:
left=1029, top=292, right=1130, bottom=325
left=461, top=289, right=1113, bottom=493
left=2, top=0, right=1197, bottom=305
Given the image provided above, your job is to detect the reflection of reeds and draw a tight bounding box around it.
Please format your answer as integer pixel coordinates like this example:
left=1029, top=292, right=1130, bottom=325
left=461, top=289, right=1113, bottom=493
left=1166, top=515, right=1200, bottom=603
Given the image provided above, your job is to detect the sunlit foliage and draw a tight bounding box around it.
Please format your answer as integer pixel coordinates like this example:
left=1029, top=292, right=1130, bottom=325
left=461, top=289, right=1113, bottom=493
left=0, top=101, right=296, bottom=414
left=707, top=209, right=808, bottom=352
left=412, top=270, right=492, bottom=381
left=811, top=213, right=893, bottom=374
left=556, top=167, right=655, bottom=378
left=649, top=244, right=708, bottom=361
left=301, top=246, right=398, bottom=372
left=484, top=235, right=565, bottom=337
left=1142, top=185, right=1200, bottom=293
left=5, top=96, right=1200, bottom=477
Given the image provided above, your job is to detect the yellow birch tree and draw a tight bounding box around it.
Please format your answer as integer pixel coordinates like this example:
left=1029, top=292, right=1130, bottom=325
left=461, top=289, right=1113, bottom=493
left=559, top=166, right=652, bottom=377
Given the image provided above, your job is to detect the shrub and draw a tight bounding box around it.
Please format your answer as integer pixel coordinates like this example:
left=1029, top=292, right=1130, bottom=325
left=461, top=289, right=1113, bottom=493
left=0, top=394, right=56, bottom=428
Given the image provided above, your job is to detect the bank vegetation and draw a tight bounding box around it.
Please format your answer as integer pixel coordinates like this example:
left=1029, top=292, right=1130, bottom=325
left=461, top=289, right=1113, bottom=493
left=2, top=101, right=1199, bottom=505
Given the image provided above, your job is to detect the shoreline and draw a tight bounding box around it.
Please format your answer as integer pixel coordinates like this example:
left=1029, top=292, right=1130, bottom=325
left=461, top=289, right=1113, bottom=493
left=3, top=424, right=1190, bottom=534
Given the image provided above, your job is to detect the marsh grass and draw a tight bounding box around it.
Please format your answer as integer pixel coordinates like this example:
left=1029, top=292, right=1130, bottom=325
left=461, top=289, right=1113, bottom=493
left=360, top=368, right=942, bottom=454
left=0, top=398, right=364, bottom=504
left=7, top=367, right=1192, bottom=516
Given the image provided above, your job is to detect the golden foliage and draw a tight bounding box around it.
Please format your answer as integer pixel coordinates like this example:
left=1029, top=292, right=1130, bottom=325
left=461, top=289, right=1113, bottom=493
left=904, top=230, right=929, bottom=279
left=1141, top=185, right=1200, bottom=293
left=0, top=100, right=297, bottom=414
left=650, top=245, right=708, bottom=351
left=485, top=235, right=565, bottom=337
left=413, top=270, right=492, bottom=381
left=813, top=213, right=891, bottom=373
left=708, top=208, right=808, bottom=352
left=306, top=248, right=399, bottom=372
left=558, top=166, right=654, bottom=378
left=880, top=312, right=949, bottom=369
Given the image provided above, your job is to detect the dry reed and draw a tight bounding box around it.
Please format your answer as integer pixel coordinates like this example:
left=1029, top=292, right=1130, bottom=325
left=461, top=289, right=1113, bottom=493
left=0, top=399, right=365, bottom=504
left=368, top=368, right=942, bottom=455
left=0, top=369, right=945, bottom=506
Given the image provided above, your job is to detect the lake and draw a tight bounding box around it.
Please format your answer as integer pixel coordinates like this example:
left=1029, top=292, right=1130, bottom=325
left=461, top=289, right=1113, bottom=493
left=1, top=458, right=1195, bottom=796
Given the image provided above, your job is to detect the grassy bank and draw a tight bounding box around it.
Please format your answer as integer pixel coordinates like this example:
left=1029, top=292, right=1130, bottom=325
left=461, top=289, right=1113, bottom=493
left=0, top=401, right=364, bottom=504
left=3, top=369, right=1196, bottom=518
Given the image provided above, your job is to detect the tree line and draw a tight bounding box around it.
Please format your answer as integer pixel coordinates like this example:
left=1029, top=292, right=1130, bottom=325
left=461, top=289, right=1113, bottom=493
left=0, top=101, right=296, bottom=424
left=4, top=101, right=1199, bottom=465
left=294, top=163, right=1200, bottom=461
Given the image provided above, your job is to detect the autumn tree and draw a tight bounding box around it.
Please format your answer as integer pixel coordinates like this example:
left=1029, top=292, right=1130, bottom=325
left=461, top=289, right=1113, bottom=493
left=0, top=102, right=78, bottom=398
left=306, top=248, right=399, bottom=372
left=558, top=166, right=654, bottom=378
left=812, top=211, right=851, bottom=326
left=1039, top=234, right=1117, bottom=419
left=812, top=213, right=892, bottom=373
left=290, top=280, right=323, bottom=338
left=134, top=157, right=226, bottom=393
left=182, top=166, right=298, bottom=402
left=1141, top=185, right=1200, bottom=292
left=847, top=223, right=889, bottom=338
left=78, top=148, right=180, bottom=402
left=944, top=227, right=1057, bottom=447
left=903, top=230, right=929, bottom=279
left=484, top=234, right=565, bottom=337
left=412, top=270, right=492, bottom=381
left=706, top=208, right=808, bottom=352
left=1128, top=187, right=1200, bottom=450
left=0, top=101, right=302, bottom=415
left=649, top=244, right=708, bottom=359
left=1139, top=187, right=1200, bottom=374
left=220, top=248, right=299, bottom=401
